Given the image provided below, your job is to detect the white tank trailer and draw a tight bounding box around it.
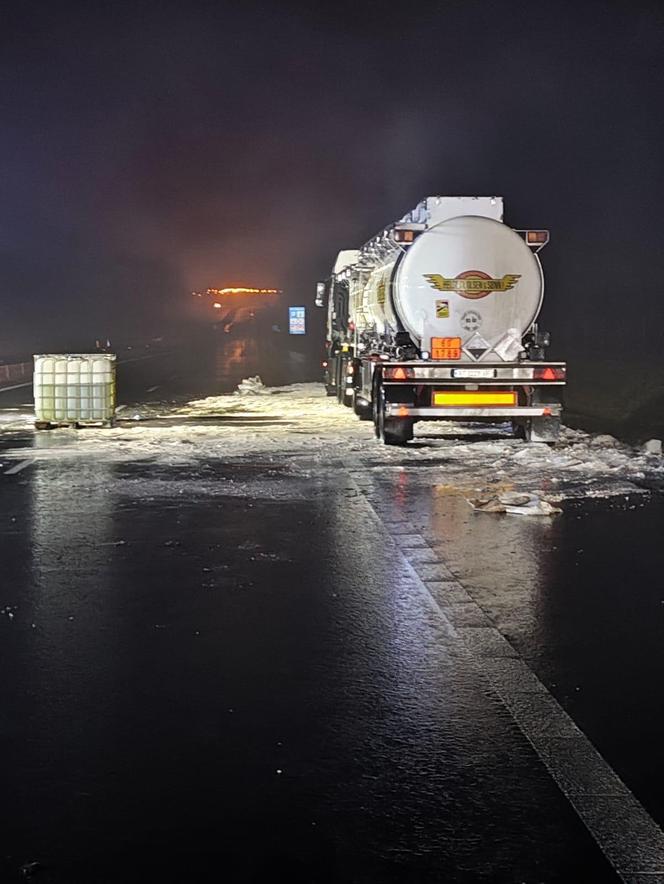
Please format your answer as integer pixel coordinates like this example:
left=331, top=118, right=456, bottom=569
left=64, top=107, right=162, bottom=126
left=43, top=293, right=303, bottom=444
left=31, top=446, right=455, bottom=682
left=316, top=196, right=566, bottom=444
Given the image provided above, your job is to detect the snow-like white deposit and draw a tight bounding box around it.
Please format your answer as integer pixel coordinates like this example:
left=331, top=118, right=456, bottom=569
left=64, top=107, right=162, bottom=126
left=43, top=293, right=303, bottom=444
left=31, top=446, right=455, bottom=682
left=0, top=409, right=35, bottom=431
left=1, top=380, right=662, bottom=509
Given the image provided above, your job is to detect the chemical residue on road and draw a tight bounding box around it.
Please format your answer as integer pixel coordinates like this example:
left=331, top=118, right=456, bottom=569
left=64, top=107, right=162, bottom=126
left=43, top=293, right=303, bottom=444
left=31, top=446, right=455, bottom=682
left=468, top=492, right=562, bottom=516
left=1, top=380, right=663, bottom=511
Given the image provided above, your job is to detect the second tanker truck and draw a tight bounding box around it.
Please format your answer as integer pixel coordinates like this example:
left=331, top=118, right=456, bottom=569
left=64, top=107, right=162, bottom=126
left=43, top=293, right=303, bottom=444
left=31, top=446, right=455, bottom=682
left=317, top=196, right=566, bottom=445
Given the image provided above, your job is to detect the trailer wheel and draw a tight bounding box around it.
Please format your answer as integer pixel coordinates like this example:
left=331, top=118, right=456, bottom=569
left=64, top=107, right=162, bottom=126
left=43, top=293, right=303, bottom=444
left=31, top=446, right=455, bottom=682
left=337, top=357, right=354, bottom=407
left=372, top=375, right=382, bottom=438
left=335, top=358, right=345, bottom=404
left=511, top=420, right=526, bottom=440
left=353, top=391, right=372, bottom=421
left=377, top=387, right=413, bottom=446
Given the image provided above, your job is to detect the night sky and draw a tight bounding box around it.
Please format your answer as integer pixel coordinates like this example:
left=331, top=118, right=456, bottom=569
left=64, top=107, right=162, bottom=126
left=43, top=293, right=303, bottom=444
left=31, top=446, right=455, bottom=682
left=2, top=0, right=663, bottom=399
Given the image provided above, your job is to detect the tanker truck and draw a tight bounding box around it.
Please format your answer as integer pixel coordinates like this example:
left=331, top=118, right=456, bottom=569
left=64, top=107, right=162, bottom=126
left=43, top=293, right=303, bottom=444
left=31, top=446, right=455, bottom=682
left=316, top=196, right=566, bottom=445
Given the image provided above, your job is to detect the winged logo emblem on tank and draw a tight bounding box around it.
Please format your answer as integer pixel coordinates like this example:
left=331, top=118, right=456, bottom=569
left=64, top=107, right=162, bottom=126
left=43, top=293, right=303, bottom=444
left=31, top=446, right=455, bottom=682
left=424, top=270, right=521, bottom=300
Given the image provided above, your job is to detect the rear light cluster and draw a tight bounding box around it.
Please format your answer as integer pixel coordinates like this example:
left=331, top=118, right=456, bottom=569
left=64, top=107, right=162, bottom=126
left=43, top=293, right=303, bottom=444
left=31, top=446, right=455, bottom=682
left=431, top=337, right=462, bottom=360
left=393, top=228, right=418, bottom=244
left=384, top=366, right=414, bottom=380
left=526, top=230, right=549, bottom=245
left=534, top=366, right=566, bottom=380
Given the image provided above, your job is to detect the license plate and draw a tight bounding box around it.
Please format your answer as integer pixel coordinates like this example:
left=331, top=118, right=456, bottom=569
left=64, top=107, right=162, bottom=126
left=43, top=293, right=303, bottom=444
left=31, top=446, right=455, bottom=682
left=451, top=368, right=497, bottom=379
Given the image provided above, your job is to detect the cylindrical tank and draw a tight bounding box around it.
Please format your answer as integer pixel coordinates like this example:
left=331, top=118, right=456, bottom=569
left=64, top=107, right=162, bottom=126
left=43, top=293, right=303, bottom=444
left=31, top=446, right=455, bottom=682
left=357, top=216, right=544, bottom=361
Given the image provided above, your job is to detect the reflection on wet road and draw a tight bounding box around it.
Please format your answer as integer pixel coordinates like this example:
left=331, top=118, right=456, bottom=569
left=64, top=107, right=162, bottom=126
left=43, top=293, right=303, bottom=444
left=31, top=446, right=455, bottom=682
left=215, top=337, right=260, bottom=390
left=1, top=457, right=624, bottom=883
left=112, top=333, right=310, bottom=403
left=0, top=331, right=311, bottom=416
left=1, top=338, right=664, bottom=881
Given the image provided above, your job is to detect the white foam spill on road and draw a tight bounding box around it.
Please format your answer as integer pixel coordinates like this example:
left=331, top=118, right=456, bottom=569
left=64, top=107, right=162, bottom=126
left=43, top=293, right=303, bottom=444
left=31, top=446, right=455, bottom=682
left=0, top=410, right=35, bottom=430
left=1, top=382, right=662, bottom=507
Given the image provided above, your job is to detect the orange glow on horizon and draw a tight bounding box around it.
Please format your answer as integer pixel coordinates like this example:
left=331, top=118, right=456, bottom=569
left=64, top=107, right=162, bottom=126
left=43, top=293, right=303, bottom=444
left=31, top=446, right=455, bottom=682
left=192, top=287, right=282, bottom=297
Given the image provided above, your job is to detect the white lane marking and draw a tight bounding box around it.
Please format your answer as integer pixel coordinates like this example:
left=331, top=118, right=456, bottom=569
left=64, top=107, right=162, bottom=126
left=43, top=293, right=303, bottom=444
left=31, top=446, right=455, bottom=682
left=346, top=467, right=664, bottom=881
left=118, top=353, right=165, bottom=365
left=0, top=382, right=32, bottom=394
left=146, top=385, right=160, bottom=393
left=4, top=458, right=34, bottom=475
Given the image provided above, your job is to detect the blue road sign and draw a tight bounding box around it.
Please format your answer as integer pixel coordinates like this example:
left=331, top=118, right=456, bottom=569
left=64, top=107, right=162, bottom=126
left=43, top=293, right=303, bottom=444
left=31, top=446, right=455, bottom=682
left=288, top=306, right=306, bottom=335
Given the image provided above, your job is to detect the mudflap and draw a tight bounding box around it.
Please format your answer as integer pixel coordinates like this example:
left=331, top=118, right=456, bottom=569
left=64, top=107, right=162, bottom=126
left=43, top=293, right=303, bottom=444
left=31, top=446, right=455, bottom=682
left=526, top=415, right=561, bottom=443
left=525, top=389, right=563, bottom=443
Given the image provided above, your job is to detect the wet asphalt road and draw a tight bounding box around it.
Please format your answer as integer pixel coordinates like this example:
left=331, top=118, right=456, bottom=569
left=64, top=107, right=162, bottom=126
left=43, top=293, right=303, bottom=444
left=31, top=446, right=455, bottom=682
left=0, top=331, right=309, bottom=414
left=1, top=338, right=663, bottom=882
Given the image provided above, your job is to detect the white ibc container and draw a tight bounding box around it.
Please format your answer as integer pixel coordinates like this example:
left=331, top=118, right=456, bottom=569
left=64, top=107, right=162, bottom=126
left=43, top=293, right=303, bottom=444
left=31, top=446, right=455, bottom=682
left=33, top=354, right=117, bottom=426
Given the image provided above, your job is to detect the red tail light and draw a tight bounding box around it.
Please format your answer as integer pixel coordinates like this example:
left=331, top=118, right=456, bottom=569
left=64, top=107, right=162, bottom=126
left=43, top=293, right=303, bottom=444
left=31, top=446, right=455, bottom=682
left=384, top=366, right=415, bottom=380
left=534, top=366, right=566, bottom=380
left=393, top=228, right=418, bottom=243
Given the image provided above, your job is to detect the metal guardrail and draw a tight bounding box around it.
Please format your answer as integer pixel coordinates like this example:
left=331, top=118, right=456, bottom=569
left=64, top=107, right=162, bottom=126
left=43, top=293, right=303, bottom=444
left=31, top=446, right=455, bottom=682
left=0, top=361, right=32, bottom=386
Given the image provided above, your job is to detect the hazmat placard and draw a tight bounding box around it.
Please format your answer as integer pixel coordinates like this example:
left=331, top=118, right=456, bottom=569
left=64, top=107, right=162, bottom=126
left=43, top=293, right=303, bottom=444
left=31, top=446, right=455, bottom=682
left=288, top=306, right=306, bottom=335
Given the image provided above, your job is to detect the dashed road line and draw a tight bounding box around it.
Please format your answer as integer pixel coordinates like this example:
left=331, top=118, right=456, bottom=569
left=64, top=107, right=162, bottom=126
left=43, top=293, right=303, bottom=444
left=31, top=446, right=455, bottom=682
left=346, top=467, right=664, bottom=882
left=0, top=382, right=32, bottom=394
left=4, top=458, right=34, bottom=475
left=118, top=353, right=166, bottom=365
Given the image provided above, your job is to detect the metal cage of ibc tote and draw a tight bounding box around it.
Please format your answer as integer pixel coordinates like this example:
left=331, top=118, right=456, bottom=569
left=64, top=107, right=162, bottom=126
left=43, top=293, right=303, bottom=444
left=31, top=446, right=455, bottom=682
left=33, top=354, right=117, bottom=429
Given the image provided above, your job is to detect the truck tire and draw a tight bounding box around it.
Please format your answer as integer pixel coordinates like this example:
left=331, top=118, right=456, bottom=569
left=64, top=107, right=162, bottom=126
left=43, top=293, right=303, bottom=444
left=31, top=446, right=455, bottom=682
left=372, top=375, right=382, bottom=438
left=511, top=420, right=526, bottom=440
left=336, top=358, right=345, bottom=404
left=376, top=387, right=413, bottom=445
left=353, top=391, right=372, bottom=421
left=340, top=359, right=355, bottom=407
